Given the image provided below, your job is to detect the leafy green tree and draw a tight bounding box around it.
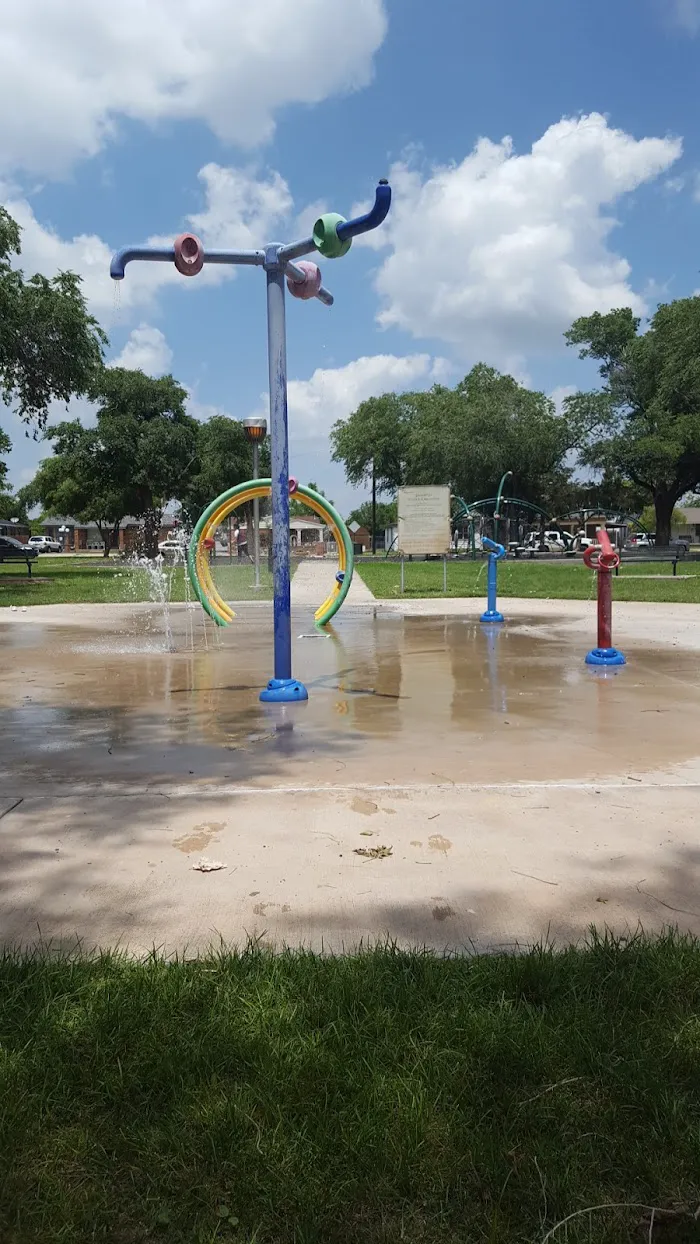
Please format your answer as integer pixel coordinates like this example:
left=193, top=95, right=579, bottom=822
left=0, top=208, right=106, bottom=429
left=347, top=499, right=397, bottom=535
left=28, top=369, right=199, bottom=557
left=405, top=366, right=572, bottom=508
left=181, top=416, right=270, bottom=525
left=87, top=369, right=199, bottom=557
left=0, top=427, right=10, bottom=494
left=330, top=395, right=411, bottom=494
left=638, top=503, right=686, bottom=535
left=564, top=299, right=700, bottom=546
left=24, top=421, right=130, bottom=555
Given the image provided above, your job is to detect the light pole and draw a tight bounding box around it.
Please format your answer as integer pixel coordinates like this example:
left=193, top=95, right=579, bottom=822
left=243, top=418, right=267, bottom=590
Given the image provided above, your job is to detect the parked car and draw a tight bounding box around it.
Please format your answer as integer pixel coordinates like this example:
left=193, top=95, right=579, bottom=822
left=157, top=535, right=188, bottom=557
left=0, top=535, right=38, bottom=563
left=28, top=534, right=62, bottom=553
left=524, top=529, right=573, bottom=552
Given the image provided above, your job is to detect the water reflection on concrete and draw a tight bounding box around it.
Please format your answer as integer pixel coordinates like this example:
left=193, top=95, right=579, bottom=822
left=1, top=605, right=699, bottom=789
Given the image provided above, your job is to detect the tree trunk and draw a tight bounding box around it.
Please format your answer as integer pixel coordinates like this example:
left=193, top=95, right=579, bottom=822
left=96, top=523, right=110, bottom=557
left=143, top=507, right=161, bottom=560
left=654, top=493, right=674, bottom=547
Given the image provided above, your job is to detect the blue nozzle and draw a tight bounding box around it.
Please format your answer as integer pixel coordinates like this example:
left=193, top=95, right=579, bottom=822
left=336, top=181, right=391, bottom=242
left=110, top=246, right=175, bottom=280
left=482, top=537, right=506, bottom=560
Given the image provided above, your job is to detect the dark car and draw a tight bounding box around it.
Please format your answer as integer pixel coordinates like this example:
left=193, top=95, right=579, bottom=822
left=0, top=535, right=38, bottom=563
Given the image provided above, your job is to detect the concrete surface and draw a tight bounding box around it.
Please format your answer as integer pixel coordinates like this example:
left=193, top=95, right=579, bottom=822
left=1, top=594, right=699, bottom=954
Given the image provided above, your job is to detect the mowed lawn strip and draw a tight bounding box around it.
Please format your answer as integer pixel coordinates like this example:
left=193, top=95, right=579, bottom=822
left=0, top=934, right=699, bottom=1243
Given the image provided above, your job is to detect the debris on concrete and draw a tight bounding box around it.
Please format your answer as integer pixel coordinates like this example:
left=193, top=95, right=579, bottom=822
left=353, top=845, right=393, bottom=860
left=192, top=857, right=226, bottom=872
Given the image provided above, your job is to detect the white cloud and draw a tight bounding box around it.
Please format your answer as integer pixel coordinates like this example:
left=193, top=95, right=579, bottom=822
left=283, top=353, right=451, bottom=440
left=110, top=325, right=173, bottom=375
left=373, top=114, right=682, bottom=363
left=550, top=385, right=577, bottom=415
left=0, top=0, right=387, bottom=178
left=2, top=162, right=294, bottom=318
left=672, top=0, right=700, bottom=34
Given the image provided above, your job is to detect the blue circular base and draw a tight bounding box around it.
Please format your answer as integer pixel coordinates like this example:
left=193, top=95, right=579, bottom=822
left=480, top=610, right=504, bottom=623
left=259, top=677, right=309, bottom=703
left=585, top=647, right=626, bottom=667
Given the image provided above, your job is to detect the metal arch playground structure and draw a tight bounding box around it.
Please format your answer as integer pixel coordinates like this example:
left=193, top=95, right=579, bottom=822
left=111, top=179, right=391, bottom=702
left=188, top=479, right=354, bottom=630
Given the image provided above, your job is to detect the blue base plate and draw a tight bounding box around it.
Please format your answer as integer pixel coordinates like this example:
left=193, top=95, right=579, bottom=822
left=259, top=677, right=309, bottom=703
left=585, top=647, right=626, bottom=667
left=480, top=610, right=504, bottom=623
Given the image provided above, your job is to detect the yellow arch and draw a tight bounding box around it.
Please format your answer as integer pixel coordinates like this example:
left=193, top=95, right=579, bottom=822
left=193, top=484, right=348, bottom=626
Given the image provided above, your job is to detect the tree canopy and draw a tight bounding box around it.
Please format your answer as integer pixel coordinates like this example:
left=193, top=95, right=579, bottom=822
left=347, top=500, right=397, bottom=535
left=0, top=208, right=106, bottom=429
left=564, top=299, right=700, bottom=545
left=28, top=369, right=200, bottom=557
left=331, top=366, right=574, bottom=511
left=181, top=416, right=270, bottom=525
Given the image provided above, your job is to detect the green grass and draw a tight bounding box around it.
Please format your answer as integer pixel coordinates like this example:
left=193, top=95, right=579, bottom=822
left=358, top=558, right=700, bottom=604
left=1, top=934, right=699, bottom=1243
left=0, top=556, right=281, bottom=608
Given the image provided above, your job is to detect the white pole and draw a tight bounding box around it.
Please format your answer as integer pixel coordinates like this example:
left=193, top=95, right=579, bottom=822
left=252, top=442, right=261, bottom=590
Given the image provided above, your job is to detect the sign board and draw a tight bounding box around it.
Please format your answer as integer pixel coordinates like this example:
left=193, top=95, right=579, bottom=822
left=397, top=486, right=451, bottom=556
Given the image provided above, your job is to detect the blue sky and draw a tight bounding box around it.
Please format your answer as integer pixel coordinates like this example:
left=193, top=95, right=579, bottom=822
left=1, top=0, right=699, bottom=515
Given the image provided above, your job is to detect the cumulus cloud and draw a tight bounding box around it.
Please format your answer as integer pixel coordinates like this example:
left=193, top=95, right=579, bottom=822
left=109, top=325, right=173, bottom=375
left=252, top=353, right=451, bottom=442
left=2, top=162, right=294, bottom=317
left=373, top=114, right=682, bottom=363
left=0, top=0, right=387, bottom=177
left=288, top=354, right=451, bottom=441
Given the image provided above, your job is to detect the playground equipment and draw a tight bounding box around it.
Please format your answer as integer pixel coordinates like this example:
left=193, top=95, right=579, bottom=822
left=583, top=528, right=626, bottom=667
left=111, top=180, right=391, bottom=702
left=480, top=536, right=506, bottom=623
left=188, top=479, right=354, bottom=631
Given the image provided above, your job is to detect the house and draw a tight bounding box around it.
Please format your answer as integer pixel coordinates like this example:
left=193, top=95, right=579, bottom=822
left=0, top=520, right=30, bottom=543
left=347, top=520, right=371, bottom=553
left=223, top=514, right=333, bottom=558
left=40, top=515, right=177, bottom=552
left=675, top=507, right=700, bottom=542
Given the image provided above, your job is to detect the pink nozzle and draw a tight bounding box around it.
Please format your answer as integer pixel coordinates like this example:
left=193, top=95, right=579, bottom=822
left=174, top=233, right=204, bottom=276
left=286, top=261, right=322, bottom=300
left=288, top=477, right=299, bottom=495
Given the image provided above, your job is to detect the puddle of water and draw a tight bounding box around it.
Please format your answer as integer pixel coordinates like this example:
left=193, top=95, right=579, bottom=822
left=1, top=607, right=699, bottom=788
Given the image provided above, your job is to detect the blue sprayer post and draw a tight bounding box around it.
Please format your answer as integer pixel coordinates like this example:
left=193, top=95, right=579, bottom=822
left=480, top=536, right=506, bottom=623
left=109, top=181, right=391, bottom=703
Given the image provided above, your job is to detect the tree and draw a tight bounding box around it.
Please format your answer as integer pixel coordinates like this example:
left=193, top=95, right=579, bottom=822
left=564, top=299, right=700, bottom=546
left=330, top=394, right=411, bottom=494
left=88, top=369, right=199, bottom=557
left=0, top=427, right=10, bottom=494
left=27, top=369, right=199, bottom=557
left=0, top=208, right=106, bottom=429
left=347, top=499, right=397, bottom=535
left=408, top=366, right=573, bottom=508
left=331, top=369, right=574, bottom=520
left=638, top=503, right=686, bottom=535
left=181, top=416, right=270, bottom=525
left=25, top=421, right=130, bottom=556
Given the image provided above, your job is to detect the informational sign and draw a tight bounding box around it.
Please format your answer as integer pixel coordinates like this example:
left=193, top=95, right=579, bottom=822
left=397, top=486, right=451, bottom=556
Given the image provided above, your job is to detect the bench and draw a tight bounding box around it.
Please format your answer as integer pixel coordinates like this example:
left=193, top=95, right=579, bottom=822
left=0, top=543, right=37, bottom=577
left=615, top=547, right=686, bottom=577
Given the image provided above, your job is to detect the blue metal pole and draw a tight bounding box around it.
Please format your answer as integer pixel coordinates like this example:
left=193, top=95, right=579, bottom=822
left=480, top=536, right=505, bottom=623
left=260, top=250, right=308, bottom=703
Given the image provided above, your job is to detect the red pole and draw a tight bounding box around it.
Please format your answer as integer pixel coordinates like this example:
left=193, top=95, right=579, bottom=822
left=583, top=528, right=625, bottom=666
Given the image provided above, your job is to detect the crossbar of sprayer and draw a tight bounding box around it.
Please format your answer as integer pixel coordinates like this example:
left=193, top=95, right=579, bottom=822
left=109, top=242, right=334, bottom=305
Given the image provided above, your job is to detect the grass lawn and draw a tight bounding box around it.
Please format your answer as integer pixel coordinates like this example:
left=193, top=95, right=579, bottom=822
left=0, top=934, right=699, bottom=1243
left=358, top=558, right=700, bottom=604
left=0, top=556, right=282, bottom=608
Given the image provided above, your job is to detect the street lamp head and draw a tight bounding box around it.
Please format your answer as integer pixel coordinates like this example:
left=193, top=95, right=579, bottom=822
left=242, top=418, right=267, bottom=444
